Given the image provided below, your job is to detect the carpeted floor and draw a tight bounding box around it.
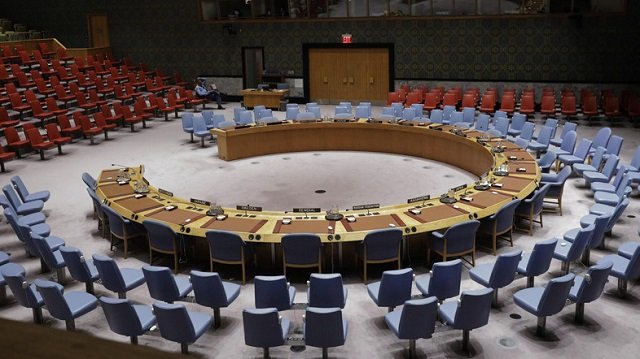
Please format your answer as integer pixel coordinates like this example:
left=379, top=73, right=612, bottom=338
left=1, top=104, right=639, bottom=358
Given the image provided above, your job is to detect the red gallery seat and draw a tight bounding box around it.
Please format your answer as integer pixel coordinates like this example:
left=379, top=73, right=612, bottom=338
left=44, top=123, right=72, bottom=154
left=25, top=128, right=56, bottom=160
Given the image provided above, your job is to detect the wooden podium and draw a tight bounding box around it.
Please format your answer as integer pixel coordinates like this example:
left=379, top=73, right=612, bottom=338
left=241, top=89, right=288, bottom=109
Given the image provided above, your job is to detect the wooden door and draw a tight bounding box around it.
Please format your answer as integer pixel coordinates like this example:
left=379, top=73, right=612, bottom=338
left=87, top=14, right=110, bottom=48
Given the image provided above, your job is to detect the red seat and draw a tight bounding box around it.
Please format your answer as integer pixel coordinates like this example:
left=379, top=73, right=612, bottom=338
left=45, top=97, right=68, bottom=116
left=101, top=104, right=124, bottom=127
left=155, top=96, right=178, bottom=121
left=604, top=95, right=621, bottom=120
left=44, top=123, right=72, bottom=154
left=0, top=65, right=16, bottom=84
left=55, top=84, right=75, bottom=107
left=37, top=60, right=57, bottom=78
left=442, top=92, right=458, bottom=108
left=78, top=114, right=104, bottom=144
left=133, top=100, right=154, bottom=125
left=56, top=48, right=74, bottom=63
left=0, top=145, right=16, bottom=172
left=499, top=94, right=515, bottom=114
left=628, top=97, right=640, bottom=121
left=35, top=78, right=56, bottom=97
left=462, top=93, right=477, bottom=108
left=0, top=107, right=20, bottom=128
left=15, top=71, right=36, bottom=89
left=124, top=82, right=143, bottom=98
left=29, top=100, right=56, bottom=125
left=25, top=128, right=56, bottom=160
left=75, top=91, right=100, bottom=112
left=89, top=88, right=109, bottom=107
left=167, top=92, right=185, bottom=112
left=561, top=95, right=578, bottom=117
left=114, top=103, right=144, bottom=131
left=540, top=95, right=556, bottom=117
left=57, top=114, right=83, bottom=138
left=18, top=50, right=37, bottom=69
left=423, top=92, right=439, bottom=111
left=3, top=126, right=31, bottom=158
left=479, top=93, right=496, bottom=113
left=93, top=112, right=117, bottom=137
left=183, top=89, right=205, bottom=111
left=174, top=73, right=189, bottom=88
left=145, top=78, right=165, bottom=95
left=9, top=93, right=31, bottom=120
left=404, top=92, right=422, bottom=107
left=38, top=42, right=56, bottom=58
left=55, top=66, right=77, bottom=83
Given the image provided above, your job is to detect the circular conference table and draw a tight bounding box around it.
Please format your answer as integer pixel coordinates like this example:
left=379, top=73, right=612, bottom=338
left=95, top=120, right=541, bottom=246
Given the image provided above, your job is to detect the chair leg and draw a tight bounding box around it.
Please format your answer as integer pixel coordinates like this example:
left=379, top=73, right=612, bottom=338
left=575, top=303, right=585, bottom=324
left=527, top=276, right=534, bottom=288
left=39, top=149, right=45, bottom=160
left=462, top=330, right=470, bottom=355
left=118, top=291, right=126, bottom=299
left=617, top=278, right=627, bottom=298
left=124, top=238, right=128, bottom=259
left=241, top=261, right=246, bottom=285
left=0, top=287, right=5, bottom=306
left=363, top=262, right=367, bottom=284
left=581, top=249, right=591, bottom=266
left=181, top=343, right=189, bottom=354
left=322, top=347, right=329, bottom=359
left=536, top=316, right=546, bottom=337
left=492, top=233, right=497, bottom=255
left=130, top=336, right=139, bottom=345
left=174, top=253, right=178, bottom=274
left=65, top=319, right=76, bottom=331
left=408, top=339, right=416, bottom=359
left=86, top=281, right=95, bottom=294
left=33, top=307, right=43, bottom=324
left=57, top=144, right=63, bottom=154
left=262, top=347, right=270, bottom=359
left=492, top=288, right=499, bottom=307
left=213, top=308, right=221, bottom=329
left=56, top=267, right=67, bottom=284
left=561, top=261, right=570, bottom=275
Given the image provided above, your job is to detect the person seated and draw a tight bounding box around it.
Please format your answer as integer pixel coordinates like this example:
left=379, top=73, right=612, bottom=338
left=195, top=78, right=224, bottom=109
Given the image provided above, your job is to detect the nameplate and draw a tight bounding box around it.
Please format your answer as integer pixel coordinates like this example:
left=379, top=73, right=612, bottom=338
left=237, top=205, right=262, bottom=212
left=451, top=184, right=467, bottom=193
left=158, top=188, right=173, bottom=197
left=293, top=208, right=321, bottom=213
left=352, top=203, right=380, bottom=211
left=190, top=198, right=211, bottom=206
left=407, top=195, right=431, bottom=204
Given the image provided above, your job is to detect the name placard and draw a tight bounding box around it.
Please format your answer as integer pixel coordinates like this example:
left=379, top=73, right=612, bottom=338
left=293, top=208, right=321, bottom=213
left=158, top=188, right=173, bottom=197
left=237, top=205, right=262, bottom=212
left=451, top=184, right=467, bottom=193
left=407, top=195, right=431, bottom=204
left=190, top=198, right=211, bottom=206
left=352, top=203, right=380, bottom=211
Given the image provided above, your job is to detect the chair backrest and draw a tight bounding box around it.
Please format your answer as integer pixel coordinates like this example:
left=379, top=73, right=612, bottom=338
left=572, top=138, right=593, bottom=160
left=304, top=307, right=346, bottom=348
left=243, top=308, right=286, bottom=348
left=9, top=176, right=30, bottom=202
left=488, top=249, right=522, bottom=288
left=308, top=273, right=346, bottom=308
left=572, top=261, right=613, bottom=304
left=441, top=220, right=480, bottom=254
left=537, top=151, right=557, bottom=170
left=396, top=297, right=438, bottom=340
left=519, top=122, right=535, bottom=141
left=3, top=184, right=24, bottom=210
left=100, top=297, right=146, bottom=336
left=181, top=112, right=194, bottom=130
left=59, top=246, right=94, bottom=283
left=542, top=118, right=558, bottom=138
left=529, top=184, right=551, bottom=215
left=410, top=104, right=424, bottom=119
left=34, top=279, right=72, bottom=319
left=286, top=106, right=300, bottom=120
left=494, top=117, right=509, bottom=137
left=629, top=146, right=640, bottom=169
left=588, top=146, right=607, bottom=171
left=453, top=288, right=494, bottom=330
left=31, top=234, right=63, bottom=269
left=535, top=125, right=553, bottom=145
left=362, top=228, right=403, bottom=261
left=206, top=230, right=244, bottom=262
left=307, top=106, right=321, bottom=119
left=600, top=154, right=619, bottom=180
left=1, top=263, right=41, bottom=308
left=142, top=265, right=180, bottom=302
left=475, top=114, right=490, bottom=131
left=429, top=109, right=443, bottom=123
left=592, top=127, right=612, bottom=149
left=102, top=204, right=128, bottom=237
left=606, top=198, right=630, bottom=232
left=514, top=137, right=529, bottom=149
left=238, top=110, right=254, bottom=125
left=92, top=254, right=127, bottom=291
left=523, top=238, right=558, bottom=276
left=559, top=130, right=577, bottom=153
left=622, top=243, right=640, bottom=279
left=401, top=108, right=416, bottom=121
left=355, top=105, right=370, bottom=119
left=605, top=135, right=623, bottom=156
left=190, top=270, right=230, bottom=308
left=153, top=302, right=197, bottom=343
left=567, top=224, right=595, bottom=261
left=462, top=107, right=475, bottom=124
left=254, top=275, right=292, bottom=311
left=511, top=113, right=526, bottom=130
left=537, top=273, right=575, bottom=316
left=429, top=259, right=463, bottom=301
left=192, top=115, right=207, bottom=132
left=492, top=199, right=521, bottom=233
left=377, top=268, right=413, bottom=307
left=142, top=220, right=176, bottom=252
left=449, top=111, right=463, bottom=125
left=281, top=233, right=322, bottom=265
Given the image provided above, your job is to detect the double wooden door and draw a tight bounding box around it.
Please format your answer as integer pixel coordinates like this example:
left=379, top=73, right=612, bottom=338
left=308, top=47, right=390, bottom=104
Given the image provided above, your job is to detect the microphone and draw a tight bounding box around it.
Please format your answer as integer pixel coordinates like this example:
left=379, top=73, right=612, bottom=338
left=111, top=163, right=133, bottom=168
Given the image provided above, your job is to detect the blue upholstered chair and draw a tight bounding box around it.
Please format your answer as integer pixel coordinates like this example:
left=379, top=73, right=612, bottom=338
left=190, top=270, right=240, bottom=328
left=81, top=172, right=97, bottom=190
left=469, top=249, right=522, bottom=306
left=334, top=105, right=353, bottom=120
left=1, top=263, right=45, bottom=323
left=243, top=307, right=290, bottom=358
left=473, top=113, right=490, bottom=131
left=367, top=268, right=413, bottom=312
left=549, top=121, right=577, bottom=147
left=385, top=297, right=438, bottom=358
left=34, top=278, right=98, bottom=331
left=513, top=273, right=575, bottom=336
left=338, top=101, right=352, bottom=113
left=527, top=125, right=553, bottom=155
left=254, top=275, right=296, bottom=311
left=392, top=102, right=404, bottom=118
left=438, top=288, right=494, bottom=354
left=599, top=244, right=640, bottom=297
left=10, top=176, right=50, bottom=203
left=354, top=105, right=370, bottom=119
left=59, top=246, right=99, bottom=294
left=31, top=234, right=67, bottom=283
left=286, top=105, right=299, bottom=121
left=550, top=129, right=577, bottom=157
left=571, top=213, right=611, bottom=265
left=449, top=111, right=463, bottom=126
left=359, top=102, right=372, bottom=118
left=588, top=127, right=612, bottom=157
left=102, top=204, right=145, bottom=259
left=515, top=184, right=550, bottom=235
left=142, top=265, right=192, bottom=303
left=568, top=261, right=612, bottom=323
left=516, top=238, right=557, bottom=287
left=233, top=107, right=246, bottom=122
left=237, top=110, right=254, bottom=125
left=507, top=113, right=527, bottom=137
left=252, top=105, right=266, bottom=121
left=429, top=109, right=443, bottom=123
left=86, top=188, right=107, bottom=237
left=415, top=259, right=462, bottom=302
left=142, top=220, right=179, bottom=273
left=0, top=195, right=46, bottom=226
left=205, top=229, right=253, bottom=284
left=201, top=110, right=215, bottom=129
left=307, top=105, right=321, bottom=119
left=296, top=111, right=316, bottom=122
left=92, top=254, right=145, bottom=299
left=305, top=307, right=348, bottom=359
left=218, top=119, right=237, bottom=129
left=442, top=105, right=455, bottom=124
left=411, top=103, right=425, bottom=121
left=573, top=146, right=606, bottom=177
left=478, top=199, right=521, bottom=255
left=181, top=112, right=194, bottom=142
left=358, top=228, right=403, bottom=283
left=100, top=297, right=156, bottom=344
left=429, top=220, right=480, bottom=266
left=517, top=121, right=535, bottom=141
left=492, top=116, right=509, bottom=138
left=460, top=107, right=475, bottom=127
left=540, top=165, right=572, bottom=215
left=552, top=224, right=595, bottom=275
left=153, top=301, right=212, bottom=354
left=537, top=151, right=557, bottom=173
left=557, top=138, right=592, bottom=171
left=583, top=154, right=618, bottom=185
left=2, top=184, right=44, bottom=215
left=591, top=167, right=627, bottom=195
left=514, top=137, right=529, bottom=149
left=307, top=273, right=347, bottom=308
left=192, top=114, right=211, bottom=147
left=281, top=233, right=323, bottom=277
left=379, top=106, right=396, bottom=122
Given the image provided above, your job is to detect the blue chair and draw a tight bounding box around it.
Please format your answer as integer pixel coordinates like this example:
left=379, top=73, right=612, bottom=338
left=593, top=174, right=631, bottom=207
left=286, top=105, right=299, bottom=121
left=254, top=275, right=296, bottom=311
left=573, top=146, right=606, bottom=177
left=492, top=116, right=509, bottom=138
left=385, top=297, right=437, bottom=358
left=1, top=263, right=45, bottom=323
left=281, top=233, right=323, bottom=277
left=305, top=307, right=348, bottom=359
left=473, top=113, right=490, bottom=131
left=557, top=138, right=592, bottom=171
left=34, top=278, right=98, bottom=331
left=460, top=107, right=475, bottom=127
left=92, top=254, right=145, bottom=299
left=31, top=234, right=67, bottom=283
left=438, top=288, right=494, bottom=354
left=233, top=106, right=246, bottom=122
left=537, top=151, right=557, bottom=173
left=516, top=121, right=535, bottom=141
left=515, top=184, right=550, bottom=235
left=102, top=204, right=145, bottom=259
left=205, top=229, right=253, bottom=284
left=307, top=273, right=347, bottom=308
left=552, top=224, right=595, bottom=274
left=358, top=228, right=403, bottom=283
left=218, top=119, right=236, bottom=129
left=527, top=125, right=553, bottom=156
left=153, top=301, right=212, bottom=354
left=568, top=261, right=613, bottom=323
left=550, top=129, right=577, bottom=157
left=379, top=106, right=396, bottom=122
left=181, top=112, right=194, bottom=142
left=599, top=244, right=640, bottom=297
left=334, top=105, right=353, bottom=120
left=296, top=111, right=316, bottom=122
left=307, top=105, right=321, bottom=119
left=478, top=199, right=521, bottom=255
left=625, top=146, right=640, bottom=172
left=591, top=166, right=627, bottom=194
left=2, top=184, right=44, bottom=215
left=81, top=172, right=97, bottom=190
left=442, top=105, right=455, bottom=124
left=142, top=219, right=179, bottom=273
left=400, top=107, right=417, bottom=122
left=190, top=270, right=240, bottom=328
left=86, top=188, right=107, bottom=237
left=367, top=268, right=413, bottom=312
left=575, top=212, right=611, bottom=265
left=392, top=102, right=404, bottom=118
left=243, top=307, right=290, bottom=358
left=0, top=194, right=46, bottom=226
left=514, top=137, right=529, bottom=149
left=415, top=259, right=462, bottom=302
left=192, top=115, right=211, bottom=147
left=142, top=265, right=192, bottom=303
left=588, top=126, right=612, bottom=156
left=429, top=109, right=443, bottom=123
left=513, top=273, right=575, bottom=336
left=449, top=111, right=463, bottom=126
left=355, top=105, right=371, bottom=119
left=429, top=220, right=480, bottom=266
left=540, top=166, right=572, bottom=215
left=469, top=249, right=522, bottom=306
left=10, top=176, right=50, bottom=203
left=59, top=246, right=99, bottom=294
left=201, top=109, right=215, bottom=129
left=508, top=113, right=527, bottom=137
left=252, top=105, right=266, bottom=121
left=549, top=121, right=577, bottom=147
left=100, top=297, right=156, bottom=344
left=583, top=154, right=618, bottom=185
left=358, top=102, right=372, bottom=117
left=516, top=238, right=557, bottom=287
left=411, top=103, right=425, bottom=120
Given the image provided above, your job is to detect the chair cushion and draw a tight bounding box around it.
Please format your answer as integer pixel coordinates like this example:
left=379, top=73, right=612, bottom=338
left=513, top=287, right=545, bottom=315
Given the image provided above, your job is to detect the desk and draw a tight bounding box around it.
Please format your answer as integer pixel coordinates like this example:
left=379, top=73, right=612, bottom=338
left=241, top=89, right=288, bottom=109
left=97, top=122, right=540, bottom=244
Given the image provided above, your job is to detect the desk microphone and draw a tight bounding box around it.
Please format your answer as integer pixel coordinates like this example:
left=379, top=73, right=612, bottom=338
left=111, top=163, right=133, bottom=168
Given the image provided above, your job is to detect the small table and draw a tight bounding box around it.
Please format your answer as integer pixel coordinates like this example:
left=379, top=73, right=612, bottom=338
left=241, top=89, right=288, bottom=109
